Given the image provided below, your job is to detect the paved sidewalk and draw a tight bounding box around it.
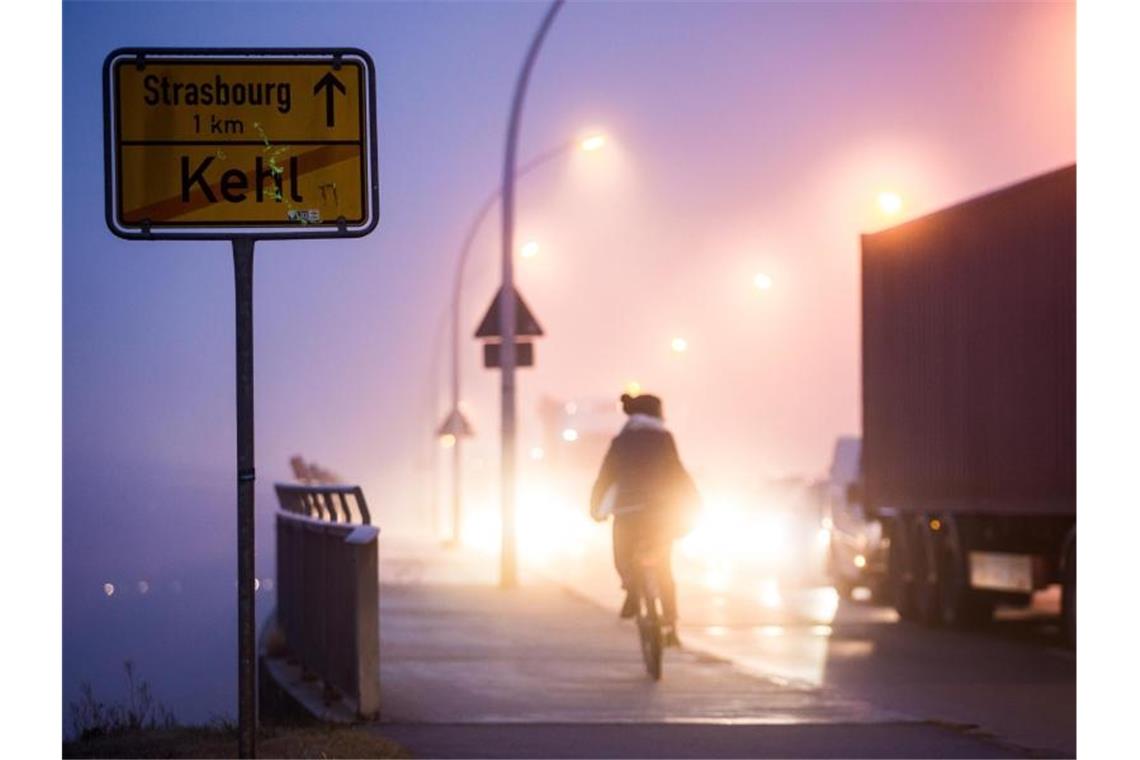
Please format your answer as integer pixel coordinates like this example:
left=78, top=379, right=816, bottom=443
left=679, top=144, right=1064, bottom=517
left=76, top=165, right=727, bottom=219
left=378, top=582, right=890, bottom=725
left=371, top=541, right=1047, bottom=758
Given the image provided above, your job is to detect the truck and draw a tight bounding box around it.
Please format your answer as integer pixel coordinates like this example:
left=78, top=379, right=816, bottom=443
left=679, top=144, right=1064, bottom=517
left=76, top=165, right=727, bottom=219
left=858, top=165, right=1075, bottom=644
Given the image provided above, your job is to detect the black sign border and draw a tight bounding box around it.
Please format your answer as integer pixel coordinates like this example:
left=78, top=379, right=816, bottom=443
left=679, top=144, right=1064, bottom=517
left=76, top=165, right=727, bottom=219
left=103, top=47, right=380, bottom=241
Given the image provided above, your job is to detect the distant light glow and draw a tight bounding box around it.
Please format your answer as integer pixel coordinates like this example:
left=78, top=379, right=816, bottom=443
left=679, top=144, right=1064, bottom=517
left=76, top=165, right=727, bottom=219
left=530, top=446, right=545, bottom=461
left=817, top=527, right=832, bottom=548
left=625, top=381, right=641, bottom=397
left=854, top=554, right=867, bottom=568
left=561, top=428, right=579, bottom=442
left=103, top=583, right=115, bottom=597
left=461, top=511, right=500, bottom=555
left=254, top=578, right=261, bottom=591
left=439, top=433, right=457, bottom=449
left=703, top=564, right=732, bottom=592
left=671, top=337, right=688, bottom=353
left=759, top=578, right=783, bottom=609
left=878, top=191, right=903, bottom=215
left=579, top=134, right=606, bottom=152
left=516, top=482, right=597, bottom=563
left=929, top=518, right=942, bottom=531
left=137, top=581, right=149, bottom=595
left=753, top=272, right=773, bottom=291
left=811, top=587, right=841, bottom=621
left=520, top=240, right=540, bottom=259
left=679, top=497, right=792, bottom=568
left=811, top=625, right=833, bottom=637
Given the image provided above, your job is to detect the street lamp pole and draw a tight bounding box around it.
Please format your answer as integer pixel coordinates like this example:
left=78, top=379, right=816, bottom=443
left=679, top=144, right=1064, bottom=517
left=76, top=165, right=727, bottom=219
left=446, top=141, right=579, bottom=547
left=498, top=0, right=564, bottom=588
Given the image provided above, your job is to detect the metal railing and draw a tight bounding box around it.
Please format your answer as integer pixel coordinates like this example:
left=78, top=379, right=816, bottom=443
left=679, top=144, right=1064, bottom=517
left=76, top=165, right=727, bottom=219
left=273, top=483, right=380, bottom=719
left=275, top=483, right=372, bottom=524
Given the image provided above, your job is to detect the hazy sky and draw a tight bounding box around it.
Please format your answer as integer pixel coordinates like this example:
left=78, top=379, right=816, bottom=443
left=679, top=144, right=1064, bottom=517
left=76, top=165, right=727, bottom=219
left=64, top=0, right=1074, bottom=544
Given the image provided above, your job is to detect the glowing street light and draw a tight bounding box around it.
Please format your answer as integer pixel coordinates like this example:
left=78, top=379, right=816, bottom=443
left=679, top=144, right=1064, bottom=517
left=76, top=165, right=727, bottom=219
left=562, top=428, right=579, bottom=442
left=520, top=240, right=540, bottom=259
left=671, top=337, right=688, bottom=353
left=439, top=433, right=457, bottom=449
left=878, top=191, right=903, bottom=215
left=579, top=133, right=606, bottom=152
left=625, top=380, right=642, bottom=397
left=753, top=272, right=773, bottom=291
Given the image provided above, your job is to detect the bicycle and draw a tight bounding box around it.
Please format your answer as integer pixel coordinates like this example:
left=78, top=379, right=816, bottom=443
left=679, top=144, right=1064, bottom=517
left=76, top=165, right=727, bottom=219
left=632, top=546, right=666, bottom=681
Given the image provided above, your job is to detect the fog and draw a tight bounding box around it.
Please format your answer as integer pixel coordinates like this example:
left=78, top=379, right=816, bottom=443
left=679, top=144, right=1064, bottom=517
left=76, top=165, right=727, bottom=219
left=63, top=0, right=1074, bottom=728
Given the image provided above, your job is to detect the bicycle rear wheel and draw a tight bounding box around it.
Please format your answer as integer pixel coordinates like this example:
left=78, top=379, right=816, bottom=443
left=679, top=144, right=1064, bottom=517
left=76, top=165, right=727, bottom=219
left=636, top=567, right=663, bottom=680
left=638, top=612, right=662, bottom=680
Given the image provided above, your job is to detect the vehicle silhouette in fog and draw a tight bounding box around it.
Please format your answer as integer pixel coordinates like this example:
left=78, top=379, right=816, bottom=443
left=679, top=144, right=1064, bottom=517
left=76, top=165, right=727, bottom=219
left=820, top=436, right=889, bottom=601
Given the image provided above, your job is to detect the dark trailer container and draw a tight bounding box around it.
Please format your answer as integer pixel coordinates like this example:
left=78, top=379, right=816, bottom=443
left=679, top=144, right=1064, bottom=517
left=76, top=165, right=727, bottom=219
left=860, top=165, right=1075, bottom=641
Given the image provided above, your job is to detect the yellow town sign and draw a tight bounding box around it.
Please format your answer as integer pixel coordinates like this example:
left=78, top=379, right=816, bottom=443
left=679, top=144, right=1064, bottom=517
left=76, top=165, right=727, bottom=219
left=104, top=49, right=378, bottom=239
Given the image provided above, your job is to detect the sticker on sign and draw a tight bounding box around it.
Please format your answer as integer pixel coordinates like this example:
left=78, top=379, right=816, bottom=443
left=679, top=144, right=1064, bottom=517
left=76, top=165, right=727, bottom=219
left=103, top=48, right=379, bottom=240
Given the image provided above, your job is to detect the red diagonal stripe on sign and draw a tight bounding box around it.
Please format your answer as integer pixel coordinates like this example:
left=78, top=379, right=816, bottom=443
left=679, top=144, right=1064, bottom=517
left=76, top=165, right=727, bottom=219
left=122, top=144, right=360, bottom=223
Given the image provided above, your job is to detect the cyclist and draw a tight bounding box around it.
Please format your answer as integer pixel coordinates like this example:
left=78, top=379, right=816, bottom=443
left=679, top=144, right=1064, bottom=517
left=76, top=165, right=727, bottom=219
left=590, top=392, right=700, bottom=647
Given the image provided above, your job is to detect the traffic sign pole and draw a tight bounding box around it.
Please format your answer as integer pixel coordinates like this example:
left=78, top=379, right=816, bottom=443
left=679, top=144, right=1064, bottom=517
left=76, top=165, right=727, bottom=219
left=498, top=0, right=564, bottom=590
left=233, top=238, right=257, bottom=758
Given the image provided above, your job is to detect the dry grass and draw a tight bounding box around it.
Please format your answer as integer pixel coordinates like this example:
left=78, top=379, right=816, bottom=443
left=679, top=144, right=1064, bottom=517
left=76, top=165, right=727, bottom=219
left=62, top=724, right=411, bottom=759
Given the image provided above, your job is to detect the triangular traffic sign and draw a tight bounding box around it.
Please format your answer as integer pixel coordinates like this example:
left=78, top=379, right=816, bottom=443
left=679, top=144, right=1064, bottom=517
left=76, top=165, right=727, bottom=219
left=436, top=408, right=474, bottom=438
left=474, top=286, right=544, bottom=338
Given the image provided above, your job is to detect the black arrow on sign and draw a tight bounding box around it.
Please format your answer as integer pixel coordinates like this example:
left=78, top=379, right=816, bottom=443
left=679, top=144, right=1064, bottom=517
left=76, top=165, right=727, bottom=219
left=313, top=72, right=347, bottom=128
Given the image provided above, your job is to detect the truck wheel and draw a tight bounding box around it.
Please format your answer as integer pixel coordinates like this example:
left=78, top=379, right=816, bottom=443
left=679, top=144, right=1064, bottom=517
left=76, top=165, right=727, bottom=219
left=937, top=515, right=992, bottom=628
left=913, top=515, right=942, bottom=626
left=889, top=519, right=918, bottom=621
left=827, top=547, right=854, bottom=599
left=1062, top=537, right=1076, bottom=648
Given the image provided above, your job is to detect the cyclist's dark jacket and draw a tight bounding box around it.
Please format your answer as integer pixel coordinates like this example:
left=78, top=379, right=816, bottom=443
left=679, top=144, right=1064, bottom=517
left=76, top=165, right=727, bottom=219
left=590, top=414, right=698, bottom=534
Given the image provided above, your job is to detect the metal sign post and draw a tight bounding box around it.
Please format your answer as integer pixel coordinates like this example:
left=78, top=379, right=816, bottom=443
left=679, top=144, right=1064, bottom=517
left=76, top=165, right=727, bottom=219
left=474, top=286, right=543, bottom=578
left=435, top=408, right=474, bottom=544
left=232, top=238, right=256, bottom=758
left=498, top=0, right=563, bottom=589
left=103, top=48, right=379, bottom=759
